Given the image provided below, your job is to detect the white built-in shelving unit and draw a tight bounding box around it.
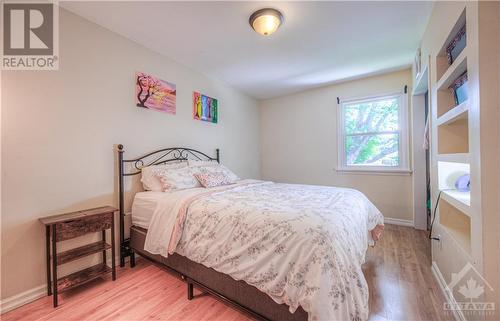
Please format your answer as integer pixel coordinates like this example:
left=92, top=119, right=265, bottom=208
left=432, top=8, right=480, bottom=263
left=424, top=2, right=500, bottom=314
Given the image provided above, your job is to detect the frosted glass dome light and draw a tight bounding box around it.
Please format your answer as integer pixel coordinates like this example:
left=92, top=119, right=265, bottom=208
left=249, top=8, right=284, bottom=36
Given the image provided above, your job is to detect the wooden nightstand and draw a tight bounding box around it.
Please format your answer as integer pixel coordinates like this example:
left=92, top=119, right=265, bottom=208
left=40, top=206, right=117, bottom=307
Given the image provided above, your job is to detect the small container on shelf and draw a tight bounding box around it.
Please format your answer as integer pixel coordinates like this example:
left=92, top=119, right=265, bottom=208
left=452, top=72, right=468, bottom=105
left=446, top=24, right=466, bottom=65
left=455, top=173, right=470, bottom=192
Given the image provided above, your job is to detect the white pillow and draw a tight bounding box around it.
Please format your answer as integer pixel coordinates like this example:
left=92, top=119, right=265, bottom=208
left=141, top=162, right=187, bottom=191
left=188, top=159, right=219, bottom=167
left=155, top=166, right=201, bottom=192
left=188, top=160, right=239, bottom=183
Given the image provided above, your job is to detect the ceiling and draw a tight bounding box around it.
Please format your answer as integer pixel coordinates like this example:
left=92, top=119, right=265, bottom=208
left=61, top=1, right=434, bottom=100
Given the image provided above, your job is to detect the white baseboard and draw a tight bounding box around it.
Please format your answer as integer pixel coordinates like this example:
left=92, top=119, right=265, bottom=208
left=1, top=255, right=124, bottom=315
left=431, top=261, right=466, bottom=321
left=384, top=217, right=414, bottom=227
left=0, top=284, right=47, bottom=314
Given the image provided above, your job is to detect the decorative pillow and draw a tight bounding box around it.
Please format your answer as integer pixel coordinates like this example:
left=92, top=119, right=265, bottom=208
left=194, top=172, right=234, bottom=188
left=141, top=162, right=187, bottom=191
left=188, top=160, right=239, bottom=183
left=154, top=166, right=201, bottom=192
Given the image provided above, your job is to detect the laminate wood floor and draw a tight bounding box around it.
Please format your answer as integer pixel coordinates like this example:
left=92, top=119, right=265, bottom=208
left=2, top=225, right=453, bottom=321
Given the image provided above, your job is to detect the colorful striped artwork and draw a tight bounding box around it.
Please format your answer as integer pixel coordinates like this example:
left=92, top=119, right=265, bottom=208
left=193, top=92, right=218, bottom=123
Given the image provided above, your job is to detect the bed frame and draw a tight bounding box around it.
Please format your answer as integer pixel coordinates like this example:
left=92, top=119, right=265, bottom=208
left=117, top=144, right=307, bottom=321
left=117, top=144, right=220, bottom=268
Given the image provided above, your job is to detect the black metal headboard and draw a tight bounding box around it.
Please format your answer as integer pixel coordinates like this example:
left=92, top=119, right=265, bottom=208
left=116, top=144, right=219, bottom=267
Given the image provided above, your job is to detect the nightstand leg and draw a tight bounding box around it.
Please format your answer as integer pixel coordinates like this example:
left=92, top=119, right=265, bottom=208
left=187, top=281, right=194, bottom=300
left=130, top=251, right=135, bottom=268
left=52, top=225, right=58, bottom=307
left=102, top=230, right=107, bottom=265
left=46, top=226, right=52, bottom=296
left=111, top=213, right=116, bottom=280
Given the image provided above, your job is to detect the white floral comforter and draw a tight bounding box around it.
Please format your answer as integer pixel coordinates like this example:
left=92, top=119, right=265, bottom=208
left=144, top=180, right=384, bottom=321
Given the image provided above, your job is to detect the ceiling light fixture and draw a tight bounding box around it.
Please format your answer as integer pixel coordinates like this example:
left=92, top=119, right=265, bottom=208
left=249, top=8, right=283, bottom=36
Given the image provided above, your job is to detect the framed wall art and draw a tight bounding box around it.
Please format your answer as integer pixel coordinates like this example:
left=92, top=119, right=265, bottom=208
left=136, top=72, right=176, bottom=114
left=193, top=92, right=218, bottom=123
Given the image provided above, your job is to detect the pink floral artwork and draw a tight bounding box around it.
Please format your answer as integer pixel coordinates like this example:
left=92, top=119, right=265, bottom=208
left=136, top=72, right=176, bottom=114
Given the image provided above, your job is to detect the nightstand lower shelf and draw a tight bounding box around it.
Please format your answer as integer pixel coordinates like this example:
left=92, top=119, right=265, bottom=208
left=58, top=263, right=112, bottom=293
left=57, top=241, right=111, bottom=265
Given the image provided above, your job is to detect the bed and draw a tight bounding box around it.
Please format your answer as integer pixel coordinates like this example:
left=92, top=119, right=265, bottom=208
left=117, top=145, right=384, bottom=321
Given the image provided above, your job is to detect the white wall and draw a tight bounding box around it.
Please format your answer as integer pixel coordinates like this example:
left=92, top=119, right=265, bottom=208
left=1, top=9, right=260, bottom=300
left=259, top=69, right=413, bottom=221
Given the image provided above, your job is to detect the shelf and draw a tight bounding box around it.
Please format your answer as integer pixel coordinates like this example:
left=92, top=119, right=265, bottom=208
left=437, top=47, right=468, bottom=91
left=57, top=263, right=111, bottom=293
left=437, top=101, right=468, bottom=126
left=57, top=241, right=111, bottom=265
left=439, top=198, right=471, bottom=254
left=439, top=225, right=474, bottom=263
left=438, top=117, right=469, bottom=154
left=435, top=9, right=466, bottom=81
left=441, top=224, right=471, bottom=255
left=437, top=153, right=469, bottom=163
left=442, top=189, right=471, bottom=217
left=413, top=64, right=429, bottom=95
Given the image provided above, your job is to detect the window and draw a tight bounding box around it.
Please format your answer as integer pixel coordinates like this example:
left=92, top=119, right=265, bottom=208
left=337, top=93, right=409, bottom=173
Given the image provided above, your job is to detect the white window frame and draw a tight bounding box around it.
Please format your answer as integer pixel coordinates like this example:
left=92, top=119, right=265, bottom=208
left=336, top=92, right=410, bottom=174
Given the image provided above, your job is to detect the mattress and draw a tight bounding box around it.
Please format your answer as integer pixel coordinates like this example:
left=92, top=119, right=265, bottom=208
left=131, top=191, right=168, bottom=229
left=142, top=180, right=385, bottom=321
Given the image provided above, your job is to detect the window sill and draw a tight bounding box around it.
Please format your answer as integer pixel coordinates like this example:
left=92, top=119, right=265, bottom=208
left=334, top=168, right=413, bottom=176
